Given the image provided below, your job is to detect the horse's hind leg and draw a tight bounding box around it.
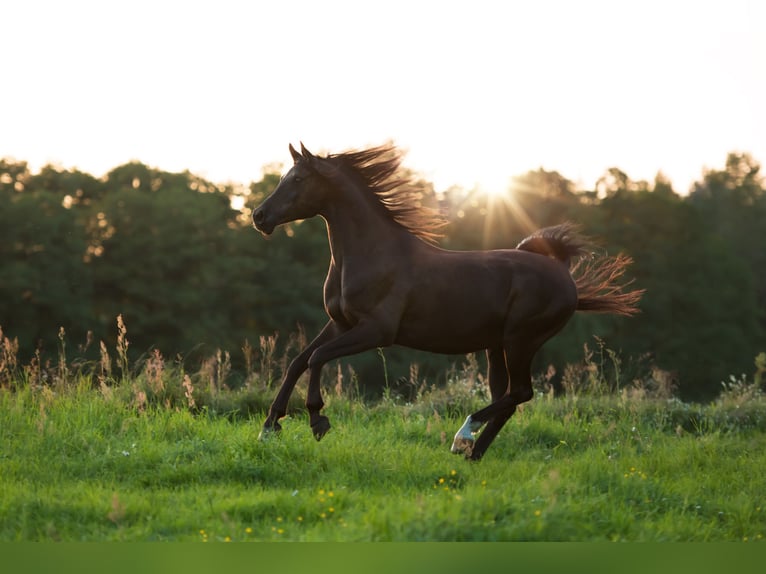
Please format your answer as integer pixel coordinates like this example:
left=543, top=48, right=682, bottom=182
left=486, top=347, right=511, bottom=402
left=452, top=343, right=536, bottom=460
left=451, top=347, right=509, bottom=456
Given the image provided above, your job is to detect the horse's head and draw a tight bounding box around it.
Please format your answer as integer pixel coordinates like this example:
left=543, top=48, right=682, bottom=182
left=253, top=143, right=335, bottom=235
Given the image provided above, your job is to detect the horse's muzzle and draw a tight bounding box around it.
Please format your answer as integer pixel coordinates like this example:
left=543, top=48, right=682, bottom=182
left=252, top=208, right=275, bottom=235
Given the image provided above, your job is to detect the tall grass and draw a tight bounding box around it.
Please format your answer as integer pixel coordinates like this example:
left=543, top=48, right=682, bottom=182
left=0, top=320, right=764, bottom=541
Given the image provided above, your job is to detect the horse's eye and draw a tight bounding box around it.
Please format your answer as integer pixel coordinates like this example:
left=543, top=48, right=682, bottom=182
left=294, top=176, right=303, bottom=183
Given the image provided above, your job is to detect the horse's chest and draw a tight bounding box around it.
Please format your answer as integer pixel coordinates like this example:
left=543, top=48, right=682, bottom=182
left=324, top=280, right=361, bottom=325
left=323, top=264, right=389, bottom=325
left=323, top=277, right=344, bottom=322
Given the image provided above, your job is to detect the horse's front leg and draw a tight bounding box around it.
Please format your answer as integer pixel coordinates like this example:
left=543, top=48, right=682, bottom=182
left=306, top=365, right=331, bottom=440
left=260, top=321, right=341, bottom=439
left=303, top=318, right=395, bottom=439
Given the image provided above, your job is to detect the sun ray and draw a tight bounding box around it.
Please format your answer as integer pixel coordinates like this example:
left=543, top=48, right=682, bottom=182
left=479, top=187, right=538, bottom=249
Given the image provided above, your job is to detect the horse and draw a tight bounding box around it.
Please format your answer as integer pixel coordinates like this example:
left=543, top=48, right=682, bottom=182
left=252, top=142, right=643, bottom=460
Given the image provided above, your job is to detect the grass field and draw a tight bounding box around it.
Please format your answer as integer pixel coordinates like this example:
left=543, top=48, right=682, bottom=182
left=1, top=350, right=765, bottom=542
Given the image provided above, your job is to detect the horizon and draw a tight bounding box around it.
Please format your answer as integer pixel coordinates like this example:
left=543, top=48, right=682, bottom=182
left=2, top=146, right=760, bottom=198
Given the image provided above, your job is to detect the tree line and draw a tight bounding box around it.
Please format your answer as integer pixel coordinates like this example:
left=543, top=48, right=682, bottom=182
left=1, top=152, right=764, bottom=400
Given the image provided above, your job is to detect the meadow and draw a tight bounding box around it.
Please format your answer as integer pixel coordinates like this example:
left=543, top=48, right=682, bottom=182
left=1, top=334, right=765, bottom=542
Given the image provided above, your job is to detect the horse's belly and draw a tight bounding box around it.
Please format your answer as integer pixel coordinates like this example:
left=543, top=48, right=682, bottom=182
left=394, top=304, right=505, bottom=354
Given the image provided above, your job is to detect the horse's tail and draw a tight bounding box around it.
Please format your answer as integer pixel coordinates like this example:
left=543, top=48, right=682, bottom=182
left=571, top=253, right=644, bottom=316
left=515, top=222, right=587, bottom=268
left=516, top=223, right=644, bottom=316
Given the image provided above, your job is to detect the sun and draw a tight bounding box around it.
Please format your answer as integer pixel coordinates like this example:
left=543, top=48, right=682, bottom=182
left=476, top=180, right=511, bottom=199
left=475, top=183, right=539, bottom=247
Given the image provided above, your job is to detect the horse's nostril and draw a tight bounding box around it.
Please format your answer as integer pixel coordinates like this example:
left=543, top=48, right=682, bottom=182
left=253, top=209, right=265, bottom=225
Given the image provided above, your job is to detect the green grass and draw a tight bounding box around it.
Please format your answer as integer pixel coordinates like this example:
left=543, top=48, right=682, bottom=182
left=1, top=375, right=765, bottom=542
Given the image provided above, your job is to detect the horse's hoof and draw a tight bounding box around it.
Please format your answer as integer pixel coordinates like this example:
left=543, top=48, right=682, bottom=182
left=450, top=415, right=479, bottom=455
left=311, top=416, right=331, bottom=441
left=258, top=421, right=282, bottom=441
left=450, top=435, right=474, bottom=457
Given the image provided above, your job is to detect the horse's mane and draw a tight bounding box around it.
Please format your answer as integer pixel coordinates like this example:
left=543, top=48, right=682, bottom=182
left=325, top=144, right=446, bottom=243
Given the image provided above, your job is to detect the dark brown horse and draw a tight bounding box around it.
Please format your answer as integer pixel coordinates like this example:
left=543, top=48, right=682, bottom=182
left=253, top=143, right=643, bottom=460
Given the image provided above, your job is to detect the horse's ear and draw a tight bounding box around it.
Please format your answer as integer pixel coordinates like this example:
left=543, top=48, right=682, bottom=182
left=298, top=142, right=334, bottom=175
left=289, top=143, right=302, bottom=164
left=300, top=142, right=315, bottom=159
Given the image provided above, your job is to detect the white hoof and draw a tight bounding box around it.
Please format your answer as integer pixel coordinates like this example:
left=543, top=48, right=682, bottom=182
left=450, top=415, right=481, bottom=455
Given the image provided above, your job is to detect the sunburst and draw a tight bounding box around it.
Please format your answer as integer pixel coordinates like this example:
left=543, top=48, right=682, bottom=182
left=478, top=186, right=538, bottom=249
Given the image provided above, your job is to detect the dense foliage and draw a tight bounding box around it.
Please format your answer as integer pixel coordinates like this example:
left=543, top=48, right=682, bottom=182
left=1, top=152, right=764, bottom=399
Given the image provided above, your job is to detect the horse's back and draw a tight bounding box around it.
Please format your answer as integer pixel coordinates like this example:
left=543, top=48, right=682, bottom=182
left=417, top=246, right=576, bottom=306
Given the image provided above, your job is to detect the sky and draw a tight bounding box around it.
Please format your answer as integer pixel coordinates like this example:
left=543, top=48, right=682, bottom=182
left=3, top=0, right=765, bottom=195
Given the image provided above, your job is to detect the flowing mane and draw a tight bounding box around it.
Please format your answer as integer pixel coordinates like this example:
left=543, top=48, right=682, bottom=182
left=326, top=144, right=446, bottom=243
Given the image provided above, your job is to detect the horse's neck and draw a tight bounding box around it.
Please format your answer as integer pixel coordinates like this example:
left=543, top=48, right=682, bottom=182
left=322, top=195, right=409, bottom=263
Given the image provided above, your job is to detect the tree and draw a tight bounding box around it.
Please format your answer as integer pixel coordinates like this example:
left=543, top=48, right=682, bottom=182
left=0, top=175, right=93, bottom=357
left=588, top=184, right=762, bottom=398
left=87, top=163, right=240, bottom=357
left=690, top=152, right=766, bottom=335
